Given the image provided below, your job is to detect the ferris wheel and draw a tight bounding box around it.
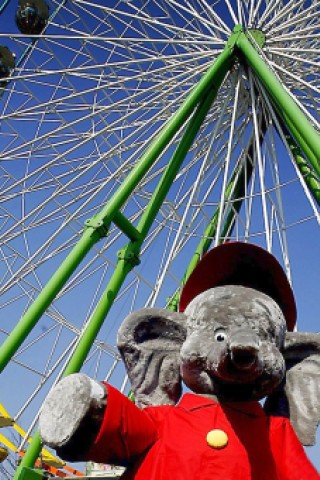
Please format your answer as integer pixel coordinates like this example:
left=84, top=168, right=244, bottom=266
left=0, top=0, right=319, bottom=478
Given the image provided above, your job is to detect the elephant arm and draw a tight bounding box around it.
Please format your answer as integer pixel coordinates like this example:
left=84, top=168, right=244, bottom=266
left=86, top=383, right=161, bottom=465
left=39, top=374, right=159, bottom=464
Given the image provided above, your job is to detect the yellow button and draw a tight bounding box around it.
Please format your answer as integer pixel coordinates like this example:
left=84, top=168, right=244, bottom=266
left=206, top=429, right=228, bottom=449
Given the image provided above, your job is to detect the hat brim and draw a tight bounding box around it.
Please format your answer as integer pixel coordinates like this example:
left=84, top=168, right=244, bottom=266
left=179, top=242, right=296, bottom=331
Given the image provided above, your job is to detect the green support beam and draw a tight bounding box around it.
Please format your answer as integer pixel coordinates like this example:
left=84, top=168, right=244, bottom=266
left=13, top=60, right=231, bottom=479
left=91, top=44, right=235, bottom=221
left=166, top=166, right=247, bottom=311
left=0, top=42, right=234, bottom=377
left=0, top=229, right=99, bottom=373
left=17, top=467, right=44, bottom=480
left=63, top=74, right=231, bottom=378
left=236, top=30, right=320, bottom=177
left=277, top=120, right=320, bottom=205
left=166, top=117, right=268, bottom=311
left=291, top=152, right=320, bottom=206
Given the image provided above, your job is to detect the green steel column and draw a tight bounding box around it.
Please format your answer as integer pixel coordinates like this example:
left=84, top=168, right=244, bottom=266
left=277, top=119, right=320, bottom=205
left=13, top=247, right=137, bottom=480
left=290, top=149, right=320, bottom=205
left=90, top=43, right=235, bottom=225
left=0, top=227, right=100, bottom=373
left=0, top=43, right=235, bottom=376
left=263, top=85, right=320, bottom=202
left=166, top=159, right=253, bottom=311
left=14, top=435, right=43, bottom=480
left=14, top=60, right=231, bottom=478
left=236, top=32, right=320, bottom=176
left=60, top=72, right=229, bottom=379
left=65, top=74, right=227, bottom=378
left=280, top=111, right=319, bottom=172
left=166, top=116, right=268, bottom=311
left=136, top=87, right=225, bottom=239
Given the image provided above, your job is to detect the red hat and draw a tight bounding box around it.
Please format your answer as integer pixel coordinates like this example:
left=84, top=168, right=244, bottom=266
left=179, top=242, right=296, bottom=331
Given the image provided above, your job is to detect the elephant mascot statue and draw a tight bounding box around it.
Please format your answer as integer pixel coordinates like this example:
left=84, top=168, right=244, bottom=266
left=39, top=242, right=320, bottom=480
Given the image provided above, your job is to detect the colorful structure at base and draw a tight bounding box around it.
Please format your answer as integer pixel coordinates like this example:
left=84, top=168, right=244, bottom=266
left=86, top=462, right=124, bottom=478
left=0, top=403, right=84, bottom=477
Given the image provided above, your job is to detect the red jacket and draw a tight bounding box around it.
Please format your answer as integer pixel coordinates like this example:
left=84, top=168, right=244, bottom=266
left=88, top=385, right=319, bottom=480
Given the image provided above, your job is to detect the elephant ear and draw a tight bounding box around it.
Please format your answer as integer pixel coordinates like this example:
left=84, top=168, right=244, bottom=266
left=117, top=308, right=187, bottom=408
left=265, top=332, right=320, bottom=446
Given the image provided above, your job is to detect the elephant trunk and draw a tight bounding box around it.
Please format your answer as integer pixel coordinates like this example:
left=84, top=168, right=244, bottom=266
left=229, top=329, right=260, bottom=371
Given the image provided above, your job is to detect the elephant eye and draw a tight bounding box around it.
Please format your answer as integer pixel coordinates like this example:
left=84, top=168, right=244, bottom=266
left=214, top=330, right=227, bottom=342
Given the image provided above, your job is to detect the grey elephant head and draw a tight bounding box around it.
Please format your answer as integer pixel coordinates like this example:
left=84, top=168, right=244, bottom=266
left=117, top=243, right=320, bottom=446
left=180, top=285, right=286, bottom=401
